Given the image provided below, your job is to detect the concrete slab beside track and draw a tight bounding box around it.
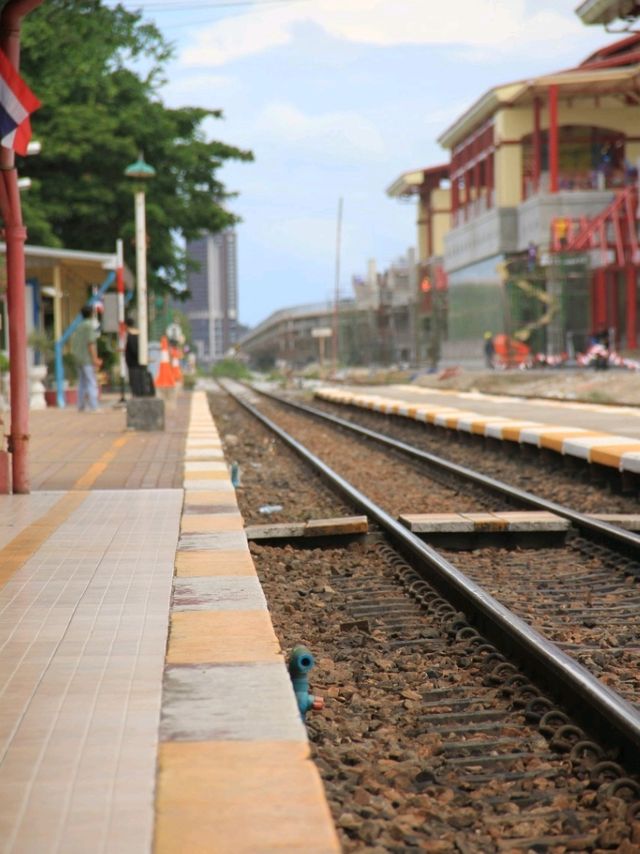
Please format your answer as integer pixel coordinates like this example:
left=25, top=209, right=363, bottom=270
left=316, top=383, right=640, bottom=473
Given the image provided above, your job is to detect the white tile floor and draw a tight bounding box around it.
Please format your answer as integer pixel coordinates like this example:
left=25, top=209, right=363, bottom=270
left=0, top=489, right=182, bottom=854
left=0, top=493, right=65, bottom=549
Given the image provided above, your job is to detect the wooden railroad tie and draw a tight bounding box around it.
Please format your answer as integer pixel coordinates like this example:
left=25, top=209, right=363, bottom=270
left=398, top=511, right=640, bottom=550
left=244, top=512, right=640, bottom=547
left=245, top=515, right=368, bottom=543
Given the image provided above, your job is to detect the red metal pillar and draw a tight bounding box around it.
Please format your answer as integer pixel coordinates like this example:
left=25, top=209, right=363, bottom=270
left=626, top=264, right=637, bottom=350
left=610, top=270, right=619, bottom=347
left=533, top=97, right=542, bottom=194
left=474, top=159, right=481, bottom=213
left=451, top=175, right=458, bottom=225
left=0, top=176, right=29, bottom=492
left=484, top=151, right=494, bottom=208
left=548, top=85, right=559, bottom=194
left=0, top=0, right=43, bottom=493
left=464, top=170, right=471, bottom=221
left=594, top=268, right=607, bottom=330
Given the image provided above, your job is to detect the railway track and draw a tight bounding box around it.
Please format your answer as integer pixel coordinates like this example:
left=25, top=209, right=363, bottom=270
left=259, top=386, right=640, bottom=553
left=210, top=382, right=640, bottom=851
left=307, top=391, right=640, bottom=516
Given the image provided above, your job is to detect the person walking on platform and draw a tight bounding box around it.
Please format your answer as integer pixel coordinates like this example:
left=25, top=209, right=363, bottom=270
left=483, top=331, right=495, bottom=369
left=72, top=305, right=102, bottom=412
left=125, top=315, right=155, bottom=397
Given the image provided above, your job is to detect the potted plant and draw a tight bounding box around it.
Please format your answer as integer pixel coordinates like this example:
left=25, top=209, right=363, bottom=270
left=27, top=331, right=79, bottom=407
left=27, top=330, right=54, bottom=409
left=61, top=352, right=79, bottom=405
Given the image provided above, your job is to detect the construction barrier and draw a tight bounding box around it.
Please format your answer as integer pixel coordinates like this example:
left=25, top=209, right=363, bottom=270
left=156, top=336, right=176, bottom=389
left=171, top=347, right=183, bottom=383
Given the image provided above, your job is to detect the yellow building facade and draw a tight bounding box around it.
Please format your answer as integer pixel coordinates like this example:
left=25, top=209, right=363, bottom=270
left=391, top=35, right=640, bottom=367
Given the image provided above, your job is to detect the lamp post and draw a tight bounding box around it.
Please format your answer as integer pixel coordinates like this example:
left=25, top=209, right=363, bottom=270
left=124, top=153, right=155, bottom=367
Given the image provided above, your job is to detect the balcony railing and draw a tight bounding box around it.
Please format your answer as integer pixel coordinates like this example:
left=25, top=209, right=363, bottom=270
left=523, top=169, right=636, bottom=200
left=453, top=191, right=494, bottom=227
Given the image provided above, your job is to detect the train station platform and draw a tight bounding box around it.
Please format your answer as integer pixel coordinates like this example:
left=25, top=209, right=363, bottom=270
left=316, top=383, right=640, bottom=473
left=0, top=391, right=339, bottom=854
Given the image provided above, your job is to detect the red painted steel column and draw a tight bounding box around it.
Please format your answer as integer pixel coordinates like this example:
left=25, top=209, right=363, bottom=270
left=548, top=85, right=559, bottom=194
left=594, top=268, right=607, bottom=329
left=1, top=177, right=29, bottom=492
left=474, top=159, right=481, bottom=212
left=0, top=0, right=43, bottom=493
left=451, top=176, right=458, bottom=224
left=626, top=264, right=637, bottom=350
left=610, top=270, right=619, bottom=347
left=464, top=171, right=471, bottom=221
left=533, top=97, right=542, bottom=194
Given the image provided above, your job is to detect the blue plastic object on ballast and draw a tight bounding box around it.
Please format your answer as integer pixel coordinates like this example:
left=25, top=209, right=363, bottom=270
left=288, top=645, right=325, bottom=720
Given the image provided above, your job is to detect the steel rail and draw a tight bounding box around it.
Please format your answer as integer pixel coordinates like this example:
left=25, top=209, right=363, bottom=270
left=225, top=383, right=640, bottom=764
left=255, top=387, right=640, bottom=555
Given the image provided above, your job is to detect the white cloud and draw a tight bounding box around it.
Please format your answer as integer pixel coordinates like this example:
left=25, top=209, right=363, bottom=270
left=254, top=102, right=386, bottom=161
left=182, top=7, right=292, bottom=66
left=181, top=0, right=592, bottom=67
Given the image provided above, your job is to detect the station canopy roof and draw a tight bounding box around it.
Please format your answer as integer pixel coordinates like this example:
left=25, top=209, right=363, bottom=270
left=576, top=0, right=640, bottom=25
left=438, top=33, right=640, bottom=149
left=386, top=164, right=449, bottom=198
left=0, top=244, right=134, bottom=289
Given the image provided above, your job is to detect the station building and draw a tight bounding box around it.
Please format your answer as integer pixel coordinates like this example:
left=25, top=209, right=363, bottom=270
left=386, top=165, right=450, bottom=367
left=391, top=34, right=640, bottom=367
left=239, top=253, right=417, bottom=370
left=0, top=243, right=124, bottom=363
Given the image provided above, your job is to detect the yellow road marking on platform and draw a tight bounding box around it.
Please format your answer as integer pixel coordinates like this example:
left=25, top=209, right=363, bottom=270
left=0, top=434, right=134, bottom=589
left=0, top=491, right=88, bottom=590
left=72, top=435, right=131, bottom=490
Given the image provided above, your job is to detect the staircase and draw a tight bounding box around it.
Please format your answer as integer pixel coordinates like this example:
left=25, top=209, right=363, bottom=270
left=551, top=185, right=639, bottom=266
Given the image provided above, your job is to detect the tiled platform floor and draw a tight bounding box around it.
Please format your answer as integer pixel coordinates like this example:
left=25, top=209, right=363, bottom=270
left=0, top=489, right=181, bottom=852
left=27, top=395, right=190, bottom=491
left=0, top=390, right=339, bottom=854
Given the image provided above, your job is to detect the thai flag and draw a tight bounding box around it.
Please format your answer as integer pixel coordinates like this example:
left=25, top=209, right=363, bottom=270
left=0, top=49, right=40, bottom=156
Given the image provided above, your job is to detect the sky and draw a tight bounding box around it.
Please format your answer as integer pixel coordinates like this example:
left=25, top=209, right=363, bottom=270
left=138, top=0, right=619, bottom=328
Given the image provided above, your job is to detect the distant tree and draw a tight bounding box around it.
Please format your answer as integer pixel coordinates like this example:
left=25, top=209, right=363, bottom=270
left=19, top=0, right=253, bottom=292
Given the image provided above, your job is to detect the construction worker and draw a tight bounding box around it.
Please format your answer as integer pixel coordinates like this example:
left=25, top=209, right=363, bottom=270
left=483, top=332, right=495, bottom=369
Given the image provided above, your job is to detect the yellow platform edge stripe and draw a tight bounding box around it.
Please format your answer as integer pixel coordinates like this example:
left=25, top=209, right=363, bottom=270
left=314, top=388, right=638, bottom=472
left=154, top=391, right=340, bottom=854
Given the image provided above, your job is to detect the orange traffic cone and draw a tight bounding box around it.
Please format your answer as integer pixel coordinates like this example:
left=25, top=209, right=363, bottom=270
left=171, top=347, right=183, bottom=383
left=156, top=336, right=176, bottom=388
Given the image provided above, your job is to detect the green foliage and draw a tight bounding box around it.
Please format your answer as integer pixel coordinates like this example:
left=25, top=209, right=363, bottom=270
left=62, top=352, right=78, bottom=384
left=211, top=359, right=251, bottom=380
left=27, top=329, right=54, bottom=359
left=182, top=374, right=196, bottom=390
left=19, top=0, right=253, bottom=293
left=97, top=337, right=116, bottom=374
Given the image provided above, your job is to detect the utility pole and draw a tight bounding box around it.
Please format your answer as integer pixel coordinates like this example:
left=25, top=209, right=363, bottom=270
left=332, top=197, right=343, bottom=376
